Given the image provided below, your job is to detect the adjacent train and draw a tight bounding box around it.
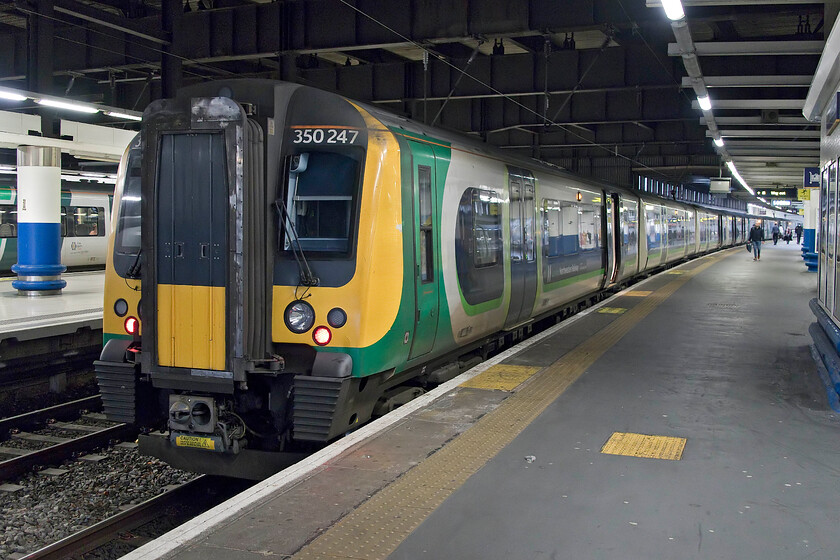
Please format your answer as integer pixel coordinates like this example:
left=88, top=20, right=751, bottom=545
left=0, top=182, right=112, bottom=272
left=95, top=79, right=791, bottom=479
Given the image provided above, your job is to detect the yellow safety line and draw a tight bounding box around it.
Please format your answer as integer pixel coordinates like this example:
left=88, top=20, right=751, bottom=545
left=292, top=254, right=725, bottom=560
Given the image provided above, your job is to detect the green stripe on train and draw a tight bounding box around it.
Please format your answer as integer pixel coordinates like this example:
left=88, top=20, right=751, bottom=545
left=543, top=267, right=606, bottom=291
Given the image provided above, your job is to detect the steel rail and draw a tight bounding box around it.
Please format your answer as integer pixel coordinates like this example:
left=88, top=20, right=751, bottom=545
left=0, top=422, right=135, bottom=481
left=0, top=395, right=102, bottom=435
left=20, top=476, right=208, bottom=560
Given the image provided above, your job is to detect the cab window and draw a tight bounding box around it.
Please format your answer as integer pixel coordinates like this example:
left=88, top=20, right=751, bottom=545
left=284, top=151, right=361, bottom=253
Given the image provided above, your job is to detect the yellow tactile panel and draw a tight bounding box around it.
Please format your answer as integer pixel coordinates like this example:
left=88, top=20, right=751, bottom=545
left=601, top=432, right=687, bottom=461
left=665, top=270, right=685, bottom=275
left=459, top=364, right=542, bottom=391
left=623, top=290, right=652, bottom=297
left=597, top=307, right=627, bottom=314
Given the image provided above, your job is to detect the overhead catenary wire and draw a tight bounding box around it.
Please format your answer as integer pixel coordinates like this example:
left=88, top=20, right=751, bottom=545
left=336, top=0, right=679, bottom=181
left=14, top=5, right=240, bottom=84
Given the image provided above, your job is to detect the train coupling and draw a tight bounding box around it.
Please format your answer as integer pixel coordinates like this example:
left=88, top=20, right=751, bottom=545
left=167, top=395, right=243, bottom=453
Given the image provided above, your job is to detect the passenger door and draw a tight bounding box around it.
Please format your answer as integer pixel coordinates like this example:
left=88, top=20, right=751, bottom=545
left=408, top=141, right=439, bottom=359
left=504, top=168, right=538, bottom=329
left=604, top=194, right=617, bottom=285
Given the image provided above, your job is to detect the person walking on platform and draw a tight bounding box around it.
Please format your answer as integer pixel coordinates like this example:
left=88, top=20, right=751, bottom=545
left=784, top=227, right=792, bottom=244
left=772, top=223, right=780, bottom=245
left=795, top=223, right=803, bottom=244
left=749, top=222, right=764, bottom=260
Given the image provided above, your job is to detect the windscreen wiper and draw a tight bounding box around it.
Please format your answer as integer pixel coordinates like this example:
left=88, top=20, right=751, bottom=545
left=273, top=199, right=319, bottom=287
left=126, top=248, right=142, bottom=279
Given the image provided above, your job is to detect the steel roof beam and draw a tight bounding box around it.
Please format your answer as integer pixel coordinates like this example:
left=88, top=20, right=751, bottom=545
left=709, top=129, right=821, bottom=138
left=669, top=41, right=824, bottom=57
left=649, top=0, right=829, bottom=6
left=734, top=156, right=817, bottom=163
left=682, top=76, right=812, bottom=88
left=691, top=99, right=805, bottom=110
left=724, top=140, right=818, bottom=148
left=700, top=116, right=814, bottom=125
left=52, top=0, right=169, bottom=45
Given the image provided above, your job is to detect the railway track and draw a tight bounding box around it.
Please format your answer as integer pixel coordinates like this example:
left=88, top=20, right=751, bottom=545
left=19, top=475, right=253, bottom=560
left=0, top=395, right=135, bottom=481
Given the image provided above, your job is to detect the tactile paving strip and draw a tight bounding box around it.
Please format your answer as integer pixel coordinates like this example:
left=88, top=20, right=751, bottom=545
left=600, top=432, right=687, bottom=461
left=597, top=307, right=627, bottom=314
left=623, top=290, right=652, bottom=297
left=459, top=364, right=542, bottom=391
left=291, top=253, right=725, bottom=560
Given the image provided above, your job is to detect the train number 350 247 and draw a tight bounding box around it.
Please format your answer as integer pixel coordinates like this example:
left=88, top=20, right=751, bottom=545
left=292, top=128, right=359, bottom=144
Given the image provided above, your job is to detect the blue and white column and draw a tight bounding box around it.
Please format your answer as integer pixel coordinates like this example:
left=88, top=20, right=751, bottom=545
left=12, top=146, right=66, bottom=295
left=803, top=189, right=819, bottom=272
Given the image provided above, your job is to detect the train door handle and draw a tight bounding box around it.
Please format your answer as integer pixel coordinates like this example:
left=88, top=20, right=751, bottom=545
left=175, top=242, right=184, bottom=258
left=200, top=243, right=209, bottom=259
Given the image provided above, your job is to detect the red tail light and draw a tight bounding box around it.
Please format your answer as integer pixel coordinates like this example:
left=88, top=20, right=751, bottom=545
left=313, top=326, right=332, bottom=346
left=125, top=316, right=139, bottom=335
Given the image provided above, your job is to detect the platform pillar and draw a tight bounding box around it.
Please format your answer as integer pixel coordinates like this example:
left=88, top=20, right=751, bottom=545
left=11, top=146, right=66, bottom=296
left=802, top=190, right=819, bottom=272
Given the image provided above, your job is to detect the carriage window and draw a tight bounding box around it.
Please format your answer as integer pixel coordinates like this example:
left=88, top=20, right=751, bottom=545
left=455, top=188, right=503, bottom=306
left=472, top=190, right=502, bottom=267
left=418, top=165, right=433, bottom=283
left=543, top=200, right=578, bottom=257
left=0, top=207, right=17, bottom=238
left=285, top=151, right=360, bottom=253
left=542, top=199, right=601, bottom=258
left=64, top=206, right=105, bottom=237
left=620, top=200, right=638, bottom=257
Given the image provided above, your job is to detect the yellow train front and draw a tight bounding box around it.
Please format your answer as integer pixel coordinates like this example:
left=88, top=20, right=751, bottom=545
left=96, top=80, right=429, bottom=478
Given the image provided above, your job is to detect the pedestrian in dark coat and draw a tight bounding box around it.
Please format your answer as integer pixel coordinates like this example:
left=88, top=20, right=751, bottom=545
left=749, top=223, right=765, bottom=260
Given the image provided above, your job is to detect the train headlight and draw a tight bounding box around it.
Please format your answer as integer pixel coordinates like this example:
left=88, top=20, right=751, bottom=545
left=114, top=299, right=129, bottom=317
left=313, top=326, right=332, bottom=346
left=285, top=300, right=315, bottom=333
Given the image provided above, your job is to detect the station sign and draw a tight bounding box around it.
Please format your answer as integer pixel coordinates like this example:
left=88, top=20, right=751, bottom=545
left=754, top=188, right=798, bottom=198
left=804, top=167, right=820, bottom=188
left=798, top=189, right=811, bottom=201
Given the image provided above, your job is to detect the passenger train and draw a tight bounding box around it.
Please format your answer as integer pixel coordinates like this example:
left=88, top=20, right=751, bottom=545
left=0, top=181, right=112, bottom=273
left=95, top=79, right=796, bottom=479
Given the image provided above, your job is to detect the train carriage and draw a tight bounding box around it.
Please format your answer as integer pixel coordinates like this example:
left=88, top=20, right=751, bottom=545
left=95, top=79, right=782, bottom=479
left=0, top=183, right=112, bottom=272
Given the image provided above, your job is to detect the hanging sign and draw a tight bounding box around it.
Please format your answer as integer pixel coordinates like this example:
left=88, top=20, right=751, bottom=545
left=804, top=167, right=820, bottom=188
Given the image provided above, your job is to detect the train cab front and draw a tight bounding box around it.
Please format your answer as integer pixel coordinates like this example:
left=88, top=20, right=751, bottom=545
left=95, top=80, right=404, bottom=480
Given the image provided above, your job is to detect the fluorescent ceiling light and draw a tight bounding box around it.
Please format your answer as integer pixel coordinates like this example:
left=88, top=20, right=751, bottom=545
left=726, top=161, right=755, bottom=195
left=105, top=111, right=142, bottom=121
left=0, top=89, right=27, bottom=102
left=661, top=0, right=685, bottom=21
left=713, top=137, right=724, bottom=147
left=36, top=98, right=99, bottom=114
left=697, top=95, right=712, bottom=111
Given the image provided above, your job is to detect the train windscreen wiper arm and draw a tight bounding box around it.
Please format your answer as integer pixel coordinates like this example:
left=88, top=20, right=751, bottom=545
left=126, top=248, right=142, bottom=279
left=273, top=199, right=319, bottom=287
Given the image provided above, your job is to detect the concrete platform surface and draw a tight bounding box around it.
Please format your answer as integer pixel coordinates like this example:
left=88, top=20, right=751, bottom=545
left=0, top=271, right=103, bottom=341
left=123, top=242, right=838, bottom=560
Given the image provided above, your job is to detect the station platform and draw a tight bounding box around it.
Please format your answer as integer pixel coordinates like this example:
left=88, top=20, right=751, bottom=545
left=124, top=242, right=839, bottom=560
left=0, top=271, right=103, bottom=342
